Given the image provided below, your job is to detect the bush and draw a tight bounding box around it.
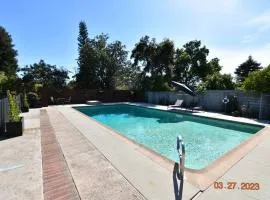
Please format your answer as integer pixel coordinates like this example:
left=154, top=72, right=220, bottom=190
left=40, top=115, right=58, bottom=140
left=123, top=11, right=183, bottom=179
left=33, top=83, right=43, bottom=93
left=22, top=92, right=29, bottom=108
left=7, top=90, right=20, bottom=122
left=241, top=65, right=270, bottom=93
left=27, top=92, right=39, bottom=108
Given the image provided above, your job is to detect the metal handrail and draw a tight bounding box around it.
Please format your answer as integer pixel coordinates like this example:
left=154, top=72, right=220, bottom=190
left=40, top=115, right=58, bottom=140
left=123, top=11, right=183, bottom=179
left=177, top=136, right=185, bottom=179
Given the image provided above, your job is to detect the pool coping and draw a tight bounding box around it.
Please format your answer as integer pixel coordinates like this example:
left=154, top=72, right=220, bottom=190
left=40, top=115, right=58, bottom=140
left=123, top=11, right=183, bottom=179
left=71, top=103, right=269, bottom=190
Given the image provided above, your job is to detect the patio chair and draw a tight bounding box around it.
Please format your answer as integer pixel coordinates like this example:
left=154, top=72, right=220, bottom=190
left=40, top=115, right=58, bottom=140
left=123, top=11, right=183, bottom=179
left=50, top=96, right=55, bottom=105
left=168, top=99, right=184, bottom=109
left=64, top=96, right=71, bottom=104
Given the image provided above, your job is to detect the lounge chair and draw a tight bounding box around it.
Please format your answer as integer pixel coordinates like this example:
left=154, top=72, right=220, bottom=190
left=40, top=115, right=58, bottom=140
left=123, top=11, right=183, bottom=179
left=168, top=99, right=184, bottom=109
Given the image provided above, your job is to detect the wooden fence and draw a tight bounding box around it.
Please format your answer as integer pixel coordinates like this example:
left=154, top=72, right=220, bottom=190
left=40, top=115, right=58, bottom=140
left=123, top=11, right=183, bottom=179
left=0, top=95, right=21, bottom=134
left=38, top=88, right=145, bottom=106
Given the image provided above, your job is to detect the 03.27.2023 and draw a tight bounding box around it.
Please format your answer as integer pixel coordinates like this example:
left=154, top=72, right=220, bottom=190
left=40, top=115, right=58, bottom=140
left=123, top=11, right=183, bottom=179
left=214, top=181, right=260, bottom=190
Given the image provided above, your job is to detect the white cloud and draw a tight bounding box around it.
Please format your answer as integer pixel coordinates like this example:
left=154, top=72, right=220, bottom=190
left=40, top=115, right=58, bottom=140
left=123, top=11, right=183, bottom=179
left=209, top=46, right=270, bottom=74
left=247, top=10, right=270, bottom=32
left=241, top=34, right=255, bottom=44
left=249, top=11, right=270, bottom=26
left=240, top=10, right=270, bottom=45
left=265, top=43, right=270, bottom=49
left=174, top=0, right=243, bottom=14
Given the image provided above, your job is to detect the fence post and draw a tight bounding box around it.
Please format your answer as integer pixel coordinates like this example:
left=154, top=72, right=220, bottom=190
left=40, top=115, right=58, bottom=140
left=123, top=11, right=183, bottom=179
left=259, top=93, right=263, bottom=120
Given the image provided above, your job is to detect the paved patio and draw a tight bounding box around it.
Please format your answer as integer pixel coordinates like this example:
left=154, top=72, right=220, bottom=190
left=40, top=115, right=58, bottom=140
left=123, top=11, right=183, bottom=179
left=0, top=104, right=269, bottom=199
left=0, top=109, right=42, bottom=200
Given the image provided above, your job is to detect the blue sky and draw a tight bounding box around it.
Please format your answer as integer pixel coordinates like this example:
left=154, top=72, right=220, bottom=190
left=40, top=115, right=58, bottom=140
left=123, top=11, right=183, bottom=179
left=1, top=0, right=270, bottom=76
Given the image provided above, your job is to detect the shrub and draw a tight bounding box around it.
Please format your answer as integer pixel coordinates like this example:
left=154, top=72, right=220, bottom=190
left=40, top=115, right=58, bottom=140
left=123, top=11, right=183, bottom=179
left=33, top=83, right=43, bottom=93
left=22, top=92, right=29, bottom=108
left=7, top=90, right=20, bottom=122
left=27, top=92, right=39, bottom=108
left=241, top=65, right=270, bottom=93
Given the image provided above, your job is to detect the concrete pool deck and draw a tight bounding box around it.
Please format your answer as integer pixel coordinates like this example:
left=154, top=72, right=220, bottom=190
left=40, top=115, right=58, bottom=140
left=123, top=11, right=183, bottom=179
left=0, top=103, right=269, bottom=199
left=49, top=106, right=200, bottom=199
left=0, top=109, right=43, bottom=200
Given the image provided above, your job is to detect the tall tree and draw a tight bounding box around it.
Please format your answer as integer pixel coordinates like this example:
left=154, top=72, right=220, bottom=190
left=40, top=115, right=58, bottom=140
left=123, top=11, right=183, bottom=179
left=76, top=22, right=100, bottom=89
left=115, top=61, right=141, bottom=90
left=0, top=71, right=7, bottom=85
left=0, top=26, right=18, bottom=76
left=90, top=34, right=128, bottom=89
left=173, top=40, right=210, bottom=87
left=131, top=36, right=174, bottom=90
left=0, top=26, right=19, bottom=96
left=77, top=21, right=89, bottom=51
left=104, top=40, right=128, bottom=89
left=235, top=56, right=262, bottom=82
left=208, top=58, right=222, bottom=74
left=76, top=40, right=98, bottom=89
left=21, top=60, right=69, bottom=90
left=0, top=71, right=8, bottom=96
left=76, top=22, right=128, bottom=89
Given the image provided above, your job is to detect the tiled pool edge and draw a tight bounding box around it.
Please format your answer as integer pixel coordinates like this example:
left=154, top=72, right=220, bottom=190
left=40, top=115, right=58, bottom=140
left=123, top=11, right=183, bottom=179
left=127, top=102, right=267, bottom=128
left=73, top=102, right=268, bottom=128
left=72, top=104, right=269, bottom=191
left=185, top=127, right=269, bottom=190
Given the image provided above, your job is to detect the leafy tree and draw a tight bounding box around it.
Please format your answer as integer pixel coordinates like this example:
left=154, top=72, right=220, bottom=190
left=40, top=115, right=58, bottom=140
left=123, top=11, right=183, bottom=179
left=0, top=26, right=19, bottom=96
left=173, top=40, right=211, bottom=87
left=242, top=65, right=270, bottom=93
left=115, top=62, right=141, bottom=90
left=208, top=58, right=222, bottom=74
left=0, top=71, right=8, bottom=85
left=0, top=26, right=18, bottom=76
left=131, top=36, right=157, bottom=74
left=197, top=72, right=235, bottom=91
left=0, top=71, right=8, bottom=97
left=235, top=56, right=262, bottom=82
left=220, top=74, right=235, bottom=89
left=76, top=22, right=128, bottom=89
left=21, top=60, right=69, bottom=90
left=98, top=39, right=128, bottom=89
left=67, top=79, right=77, bottom=89
left=174, top=49, right=192, bottom=85
left=131, top=36, right=174, bottom=90
left=94, top=36, right=128, bottom=89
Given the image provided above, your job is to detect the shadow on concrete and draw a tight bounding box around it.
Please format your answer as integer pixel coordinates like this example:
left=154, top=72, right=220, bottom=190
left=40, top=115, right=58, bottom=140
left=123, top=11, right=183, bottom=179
left=0, top=131, right=21, bottom=141
left=0, top=136, right=21, bottom=141
left=173, top=163, right=184, bottom=200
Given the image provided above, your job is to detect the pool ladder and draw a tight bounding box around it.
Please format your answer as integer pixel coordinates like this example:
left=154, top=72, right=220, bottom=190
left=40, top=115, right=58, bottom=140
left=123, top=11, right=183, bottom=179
left=177, top=136, right=185, bottom=179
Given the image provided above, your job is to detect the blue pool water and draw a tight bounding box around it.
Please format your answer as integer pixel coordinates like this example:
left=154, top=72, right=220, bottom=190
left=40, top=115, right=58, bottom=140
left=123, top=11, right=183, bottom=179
left=75, top=104, right=263, bottom=170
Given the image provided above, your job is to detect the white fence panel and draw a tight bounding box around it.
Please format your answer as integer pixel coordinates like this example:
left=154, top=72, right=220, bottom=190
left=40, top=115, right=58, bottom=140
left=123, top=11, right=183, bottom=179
left=145, top=90, right=270, bottom=119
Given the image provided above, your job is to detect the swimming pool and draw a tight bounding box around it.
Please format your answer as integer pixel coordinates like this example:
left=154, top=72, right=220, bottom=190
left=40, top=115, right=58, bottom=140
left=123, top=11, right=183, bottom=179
left=75, top=104, right=263, bottom=170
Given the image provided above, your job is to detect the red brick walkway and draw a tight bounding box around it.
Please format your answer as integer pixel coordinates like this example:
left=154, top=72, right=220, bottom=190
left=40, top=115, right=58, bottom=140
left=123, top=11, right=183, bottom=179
left=40, top=110, right=80, bottom=200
